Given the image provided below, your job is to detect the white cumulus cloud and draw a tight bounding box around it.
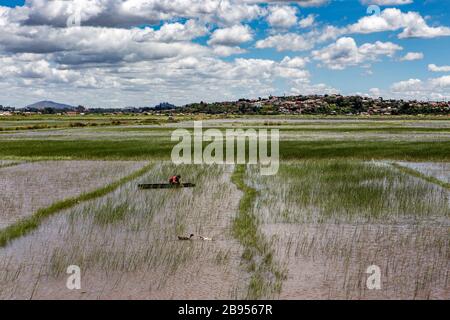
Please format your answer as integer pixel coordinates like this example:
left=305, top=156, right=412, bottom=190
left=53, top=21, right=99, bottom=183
left=428, top=64, right=450, bottom=72
left=399, top=52, right=423, bottom=61
left=208, top=24, right=253, bottom=46
left=348, top=8, right=450, bottom=38
left=390, top=76, right=450, bottom=100
left=312, top=37, right=402, bottom=70
left=245, top=0, right=329, bottom=7
left=359, top=0, right=413, bottom=5
left=299, top=14, right=316, bottom=28
left=267, top=5, right=298, bottom=28
left=255, top=33, right=314, bottom=51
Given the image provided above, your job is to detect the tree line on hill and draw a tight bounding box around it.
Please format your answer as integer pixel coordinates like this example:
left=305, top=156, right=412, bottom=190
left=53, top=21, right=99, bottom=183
left=1, top=96, right=449, bottom=115
left=180, top=95, right=450, bottom=115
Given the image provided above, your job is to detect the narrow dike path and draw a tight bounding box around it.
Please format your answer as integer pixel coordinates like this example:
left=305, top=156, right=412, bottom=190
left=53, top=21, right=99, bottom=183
left=391, top=162, right=450, bottom=190
left=231, top=165, right=286, bottom=299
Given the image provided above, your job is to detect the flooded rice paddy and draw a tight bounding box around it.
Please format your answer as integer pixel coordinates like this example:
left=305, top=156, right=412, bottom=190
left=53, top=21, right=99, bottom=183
left=0, top=161, right=147, bottom=229
left=0, top=164, right=247, bottom=299
left=0, top=160, right=448, bottom=299
left=0, top=118, right=449, bottom=299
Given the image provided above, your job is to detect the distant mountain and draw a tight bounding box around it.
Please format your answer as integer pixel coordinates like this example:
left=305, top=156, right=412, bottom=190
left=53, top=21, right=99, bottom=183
left=25, top=100, right=75, bottom=110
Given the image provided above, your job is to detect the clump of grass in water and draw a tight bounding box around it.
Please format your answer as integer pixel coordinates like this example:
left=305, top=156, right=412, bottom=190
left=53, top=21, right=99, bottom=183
left=215, top=250, right=231, bottom=265
left=0, top=161, right=24, bottom=169
left=93, top=200, right=133, bottom=225
left=231, top=165, right=286, bottom=299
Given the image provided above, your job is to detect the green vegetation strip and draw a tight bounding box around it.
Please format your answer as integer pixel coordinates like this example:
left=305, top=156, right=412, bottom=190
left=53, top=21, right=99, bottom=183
left=1, top=140, right=450, bottom=161
left=0, top=120, right=137, bottom=132
left=0, top=163, right=154, bottom=248
left=83, top=126, right=450, bottom=133
left=231, top=165, right=286, bottom=299
left=279, top=127, right=450, bottom=133
left=0, top=162, right=24, bottom=169
left=391, top=163, right=450, bottom=190
left=280, top=141, right=450, bottom=161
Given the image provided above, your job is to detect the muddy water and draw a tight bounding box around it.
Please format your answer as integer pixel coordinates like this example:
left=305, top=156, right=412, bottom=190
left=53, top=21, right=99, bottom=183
left=0, top=164, right=248, bottom=299
left=2, top=160, right=448, bottom=300
left=0, top=161, right=148, bottom=229
left=251, top=161, right=449, bottom=299
left=262, top=222, right=450, bottom=299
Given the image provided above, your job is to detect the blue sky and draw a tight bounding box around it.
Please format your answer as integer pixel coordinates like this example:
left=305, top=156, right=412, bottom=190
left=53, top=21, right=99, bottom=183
left=0, top=0, right=449, bottom=107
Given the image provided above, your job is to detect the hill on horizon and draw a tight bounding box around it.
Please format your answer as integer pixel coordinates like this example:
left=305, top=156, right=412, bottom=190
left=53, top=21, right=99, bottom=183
left=24, top=100, right=75, bottom=110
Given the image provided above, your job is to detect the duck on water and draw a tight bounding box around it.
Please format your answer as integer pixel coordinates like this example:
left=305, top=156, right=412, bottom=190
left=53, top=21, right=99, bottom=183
left=177, top=234, right=213, bottom=241
left=178, top=234, right=194, bottom=240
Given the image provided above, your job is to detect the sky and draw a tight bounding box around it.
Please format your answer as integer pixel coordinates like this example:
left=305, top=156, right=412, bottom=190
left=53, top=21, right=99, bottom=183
left=0, top=0, right=449, bottom=108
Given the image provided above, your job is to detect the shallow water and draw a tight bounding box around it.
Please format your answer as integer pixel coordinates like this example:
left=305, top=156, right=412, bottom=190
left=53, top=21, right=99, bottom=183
left=0, top=161, right=148, bottom=228
left=397, top=162, right=450, bottom=184
left=251, top=161, right=450, bottom=299
left=262, top=222, right=449, bottom=299
left=0, top=164, right=248, bottom=299
left=1, top=160, right=449, bottom=299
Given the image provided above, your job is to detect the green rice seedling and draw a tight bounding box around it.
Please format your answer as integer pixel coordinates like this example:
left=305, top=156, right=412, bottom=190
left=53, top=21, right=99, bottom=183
left=249, top=160, right=449, bottom=224
left=0, top=160, right=24, bottom=169
left=231, top=165, right=287, bottom=300
left=1, top=137, right=449, bottom=162
left=0, top=163, right=248, bottom=299
left=246, top=159, right=449, bottom=299
left=92, top=199, right=134, bottom=226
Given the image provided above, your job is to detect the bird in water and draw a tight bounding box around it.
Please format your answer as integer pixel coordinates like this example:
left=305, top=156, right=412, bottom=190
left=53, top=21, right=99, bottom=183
left=199, top=235, right=212, bottom=241
left=178, top=234, right=194, bottom=240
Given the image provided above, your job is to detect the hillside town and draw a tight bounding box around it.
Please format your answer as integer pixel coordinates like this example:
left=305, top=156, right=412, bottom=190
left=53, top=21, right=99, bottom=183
left=1, top=95, right=449, bottom=116
left=181, top=95, right=450, bottom=116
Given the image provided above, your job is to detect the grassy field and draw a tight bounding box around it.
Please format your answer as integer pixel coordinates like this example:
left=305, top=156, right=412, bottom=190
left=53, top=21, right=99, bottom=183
left=0, top=140, right=449, bottom=161
left=0, top=116, right=448, bottom=299
left=0, top=117, right=449, bottom=161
